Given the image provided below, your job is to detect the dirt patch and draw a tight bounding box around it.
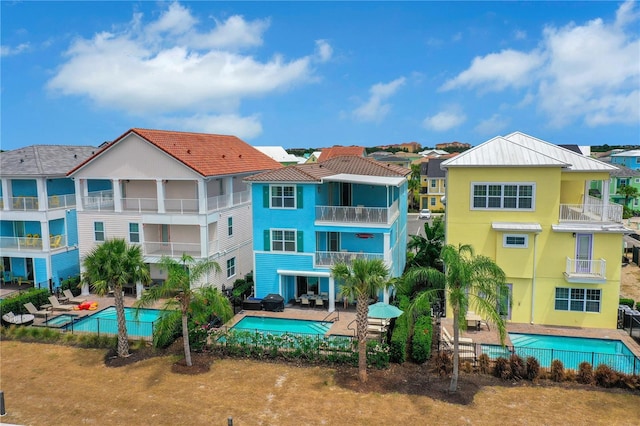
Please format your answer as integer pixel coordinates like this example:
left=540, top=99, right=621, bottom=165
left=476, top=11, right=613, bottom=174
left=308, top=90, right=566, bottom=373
left=620, top=264, right=640, bottom=302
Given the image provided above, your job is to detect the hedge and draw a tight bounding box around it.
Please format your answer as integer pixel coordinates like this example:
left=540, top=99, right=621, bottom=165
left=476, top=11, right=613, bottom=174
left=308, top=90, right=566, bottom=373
left=411, top=315, right=433, bottom=363
left=620, top=298, right=635, bottom=309
left=0, top=288, right=50, bottom=315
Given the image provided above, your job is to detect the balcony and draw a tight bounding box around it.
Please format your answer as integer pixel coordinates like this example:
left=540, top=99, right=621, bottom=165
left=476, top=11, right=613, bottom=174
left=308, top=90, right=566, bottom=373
left=143, top=241, right=202, bottom=258
left=316, top=201, right=398, bottom=225
left=564, top=257, right=606, bottom=283
left=315, top=250, right=384, bottom=267
left=0, top=234, right=67, bottom=251
left=82, top=190, right=114, bottom=211
left=48, top=194, right=76, bottom=209
left=559, top=196, right=623, bottom=223
left=11, top=196, right=39, bottom=211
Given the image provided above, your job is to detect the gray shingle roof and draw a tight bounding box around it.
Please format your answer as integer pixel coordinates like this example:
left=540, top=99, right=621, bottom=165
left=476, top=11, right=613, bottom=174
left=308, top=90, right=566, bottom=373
left=0, top=145, right=98, bottom=177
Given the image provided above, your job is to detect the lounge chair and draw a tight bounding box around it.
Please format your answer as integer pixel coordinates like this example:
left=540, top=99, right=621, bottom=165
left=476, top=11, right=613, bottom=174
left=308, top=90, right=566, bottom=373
left=442, top=325, right=474, bottom=344
left=24, top=302, right=52, bottom=317
left=63, top=289, right=87, bottom=304
left=48, top=295, right=75, bottom=311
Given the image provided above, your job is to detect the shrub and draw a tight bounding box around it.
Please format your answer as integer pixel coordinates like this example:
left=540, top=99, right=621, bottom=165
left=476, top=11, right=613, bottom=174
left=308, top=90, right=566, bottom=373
left=619, top=298, right=635, bottom=309
left=0, top=288, right=50, bottom=316
left=550, top=359, right=565, bottom=382
left=461, top=361, right=473, bottom=374
left=525, top=357, right=540, bottom=381
left=493, top=357, right=512, bottom=380
left=389, top=308, right=409, bottom=363
left=594, top=364, right=619, bottom=388
left=509, top=354, right=526, bottom=380
left=60, top=276, right=82, bottom=295
left=477, top=353, right=491, bottom=374
left=431, top=351, right=452, bottom=377
left=576, top=362, right=594, bottom=385
left=411, top=315, right=433, bottom=363
left=367, top=340, right=390, bottom=369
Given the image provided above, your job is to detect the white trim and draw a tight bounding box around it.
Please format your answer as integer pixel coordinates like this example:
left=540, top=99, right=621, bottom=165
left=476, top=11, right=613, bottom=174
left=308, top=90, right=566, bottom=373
left=271, top=228, right=297, bottom=252
left=269, top=184, right=296, bottom=209
left=492, top=222, right=542, bottom=232
left=323, top=174, right=405, bottom=187
left=503, top=234, right=529, bottom=248
left=470, top=182, right=536, bottom=211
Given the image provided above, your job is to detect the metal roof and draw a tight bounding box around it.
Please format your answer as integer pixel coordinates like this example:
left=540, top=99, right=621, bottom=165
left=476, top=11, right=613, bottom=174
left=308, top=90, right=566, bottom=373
left=442, top=132, right=617, bottom=172
left=611, top=150, right=640, bottom=157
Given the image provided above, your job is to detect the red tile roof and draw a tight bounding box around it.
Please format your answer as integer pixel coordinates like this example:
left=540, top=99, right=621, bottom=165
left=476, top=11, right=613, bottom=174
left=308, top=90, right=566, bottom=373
left=68, top=128, right=282, bottom=177
left=318, top=146, right=366, bottom=161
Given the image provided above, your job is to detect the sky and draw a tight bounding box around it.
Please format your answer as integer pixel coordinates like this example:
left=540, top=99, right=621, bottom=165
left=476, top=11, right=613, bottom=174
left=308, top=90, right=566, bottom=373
left=1, top=1, right=639, bottom=151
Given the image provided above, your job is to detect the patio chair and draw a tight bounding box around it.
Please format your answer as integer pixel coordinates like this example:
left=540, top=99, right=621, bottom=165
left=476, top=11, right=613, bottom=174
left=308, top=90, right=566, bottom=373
left=48, top=295, right=75, bottom=311
left=315, top=298, right=324, bottom=309
left=441, top=326, right=474, bottom=345
left=63, top=289, right=86, bottom=304
left=301, top=298, right=310, bottom=308
left=50, top=235, right=62, bottom=248
left=24, top=302, right=52, bottom=318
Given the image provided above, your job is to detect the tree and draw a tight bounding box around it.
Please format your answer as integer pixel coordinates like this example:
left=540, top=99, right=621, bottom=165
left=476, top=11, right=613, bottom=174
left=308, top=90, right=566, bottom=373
left=405, top=244, right=509, bottom=393
left=408, top=163, right=422, bottom=210
left=407, top=216, right=445, bottom=271
left=617, top=185, right=639, bottom=208
left=135, top=254, right=229, bottom=367
left=82, top=239, right=150, bottom=358
left=332, top=258, right=390, bottom=383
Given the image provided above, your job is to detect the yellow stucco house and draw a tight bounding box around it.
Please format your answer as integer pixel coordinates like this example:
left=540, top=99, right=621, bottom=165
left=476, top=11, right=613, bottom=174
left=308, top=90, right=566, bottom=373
left=441, top=132, right=626, bottom=329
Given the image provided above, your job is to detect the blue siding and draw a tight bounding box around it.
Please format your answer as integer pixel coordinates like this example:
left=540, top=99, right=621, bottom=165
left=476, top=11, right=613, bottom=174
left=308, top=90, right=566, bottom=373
left=34, top=258, right=47, bottom=288
left=87, top=179, right=112, bottom=192
left=254, top=252, right=314, bottom=298
left=0, top=221, right=13, bottom=237
left=65, top=209, right=79, bottom=245
left=11, top=179, right=37, bottom=197
left=46, top=178, right=75, bottom=196
left=11, top=258, right=26, bottom=277
left=49, top=218, right=65, bottom=235
left=51, top=249, right=81, bottom=287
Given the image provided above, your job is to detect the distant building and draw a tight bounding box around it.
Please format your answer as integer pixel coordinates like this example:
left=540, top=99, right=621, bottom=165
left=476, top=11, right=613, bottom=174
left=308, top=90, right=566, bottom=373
left=611, top=150, right=640, bottom=171
left=254, top=146, right=305, bottom=165
left=317, top=146, right=366, bottom=162
left=435, top=141, right=471, bottom=151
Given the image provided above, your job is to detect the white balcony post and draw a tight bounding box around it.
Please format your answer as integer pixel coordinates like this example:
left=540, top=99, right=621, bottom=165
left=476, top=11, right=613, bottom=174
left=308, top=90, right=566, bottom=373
left=112, top=179, right=122, bottom=213
left=328, top=276, right=335, bottom=313
left=36, top=178, right=47, bottom=211
left=225, top=177, right=233, bottom=206
left=1, top=179, right=10, bottom=211
left=136, top=280, right=143, bottom=300
left=41, top=220, right=50, bottom=251
left=156, top=179, right=166, bottom=213
left=74, top=178, right=84, bottom=211
left=197, top=180, right=206, bottom=214
left=601, top=179, right=610, bottom=221
left=200, top=225, right=207, bottom=258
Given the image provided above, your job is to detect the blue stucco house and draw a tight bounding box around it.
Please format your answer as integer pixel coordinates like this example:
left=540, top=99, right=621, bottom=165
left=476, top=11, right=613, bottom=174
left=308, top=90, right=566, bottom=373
left=245, top=155, right=410, bottom=312
left=611, top=150, right=640, bottom=171
left=0, top=145, right=98, bottom=290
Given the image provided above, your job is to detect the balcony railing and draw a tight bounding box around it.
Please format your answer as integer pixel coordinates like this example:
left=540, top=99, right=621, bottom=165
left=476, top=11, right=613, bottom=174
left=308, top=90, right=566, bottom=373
left=315, top=250, right=384, bottom=267
left=122, top=197, right=159, bottom=212
left=11, top=196, right=39, bottom=211
left=564, top=257, right=606, bottom=283
left=143, top=241, right=202, bottom=258
left=48, top=194, right=76, bottom=209
left=165, top=198, right=198, bottom=213
left=83, top=190, right=114, bottom=211
left=0, top=235, right=66, bottom=251
left=316, top=202, right=397, bottom=224
left=559, top=201, right=623, bottom=223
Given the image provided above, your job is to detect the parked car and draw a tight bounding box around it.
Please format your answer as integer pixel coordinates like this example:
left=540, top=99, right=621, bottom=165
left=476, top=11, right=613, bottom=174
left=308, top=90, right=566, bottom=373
left=418, top=209, right=431, bottom=219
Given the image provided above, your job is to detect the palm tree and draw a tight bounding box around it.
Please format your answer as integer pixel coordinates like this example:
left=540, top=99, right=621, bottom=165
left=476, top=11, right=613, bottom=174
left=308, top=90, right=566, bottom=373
left=618, top=185, right=639, bottom=208
left=407, top=216, right=445, bottom=271
left=332, top=258, right=390, bottom=383
left=82, top=239, right=150, bottom=358
left=135, top=254, right=228, bottom=367
left=408, top=163, right=421, bottom=210
left=405, top=244, right=509, bottom=393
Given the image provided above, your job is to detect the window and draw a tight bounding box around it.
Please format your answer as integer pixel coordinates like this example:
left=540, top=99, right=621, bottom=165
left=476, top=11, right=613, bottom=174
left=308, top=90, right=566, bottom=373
left=226, top=257, right=236, bottom=278
left=555, top=287, right=601, bottom=312
left=227, top=217, right=233, bottom=236
left=635, top=178, right=640, bottom=184
left=94, top=222, right=105, bottom=242
left=430, top=197, right=436, bottom=206
left=129, top=223, right=140, bottom=243
left=270, top=185, right=296, bottom=208
left=272, top=229, right=296, bottom=252
left=430, top=179, right=436, bottom=188
left=503, top=234, right=528, bottom=248
left=472, top=183, right=534, bottom=210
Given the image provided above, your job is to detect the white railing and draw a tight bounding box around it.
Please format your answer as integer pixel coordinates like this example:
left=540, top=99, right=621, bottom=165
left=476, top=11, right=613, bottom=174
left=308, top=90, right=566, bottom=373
left=315, top=251, right=384, bottom=267
left=10, top=196, right=39, bottom=211
left=165, top=198, right=199, bottom=213
left=83, top=190, right=114, bottom=211
left=122, top=197, right=159, bottom=212
left=49, top=234, right=67, bottom=249
left=0, top=235, right=67, bottom=251
left=232, top=190, right=251, bottom=206
left=143, top=241, right=202, bottom=258
left=315, top=205, right=391, bottom=224
left=559, top=202, right=623, bottom=223
left=48, top=194, right=76, bottom=209
left=207, top=194, right=231, bottom=211
left=565, top=257, right=606, bottom=279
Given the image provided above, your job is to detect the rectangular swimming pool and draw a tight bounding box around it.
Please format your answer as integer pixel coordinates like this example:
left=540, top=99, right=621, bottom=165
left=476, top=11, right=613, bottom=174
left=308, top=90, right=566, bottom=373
left=65, top=307, right=162, bottom=339
left=231, top=316, right=331, bottom=336
left=482, top=333, right=640, bottom=375
left=43, top=314, right=78, bottom=328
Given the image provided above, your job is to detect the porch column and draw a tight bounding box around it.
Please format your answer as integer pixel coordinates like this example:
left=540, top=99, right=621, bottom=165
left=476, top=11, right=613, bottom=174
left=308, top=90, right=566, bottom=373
left=200, top=224, right=208, bottom=258
left=136, top=280, right=143, bottom=300
left=197, top=180, right=206, bottom=214
left=601, top=179, right=610, bottom=221
left=73, top=178, right=83, bottom=212
left=328, top=276, right=335, bottom=313
left=40, top=220, right=50, bottom=251
left=1, top=178, right=10, bottom=211
left=112, top=179, right=122, bottom=213
left=80, top=265, right=90, bottom=296
left=36, top=178, right=47, bottom=211
left=156, top=179, right=165, bottom=213
left=382, top=288, right=389, bottom=304
left=225, top=177, right=233, bottom=206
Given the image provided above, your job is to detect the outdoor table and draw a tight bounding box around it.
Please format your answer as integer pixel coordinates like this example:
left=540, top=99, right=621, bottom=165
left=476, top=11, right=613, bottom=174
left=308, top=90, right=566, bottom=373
left=465, top=313, right=482, bottom=331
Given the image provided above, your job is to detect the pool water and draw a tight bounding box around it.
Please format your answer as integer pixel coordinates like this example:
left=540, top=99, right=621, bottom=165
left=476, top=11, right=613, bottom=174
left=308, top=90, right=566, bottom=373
left=482, top=333, right=640, bottom=375
left=65, top=307, right=162, bottom=338
left=231, top=316, right=330, bottom=336
left=43, top=314, right=77, bottom=327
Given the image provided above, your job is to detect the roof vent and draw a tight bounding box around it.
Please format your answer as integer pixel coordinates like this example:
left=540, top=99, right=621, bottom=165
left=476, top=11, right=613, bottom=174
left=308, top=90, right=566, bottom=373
left=222, top=154, right=225, bottom=158
left=74, top=154, right=77, bottom=158
left=239, top=154, right=242, bottom=158
left=187, top=149, right=191, bottom=154
left=20, top=159, right=24, bottom=163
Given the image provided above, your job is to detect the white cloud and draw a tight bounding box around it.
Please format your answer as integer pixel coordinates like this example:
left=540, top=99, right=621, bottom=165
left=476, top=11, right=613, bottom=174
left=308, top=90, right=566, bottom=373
left=315, top=39, right=332, bottom=62
left=352, top=77, right=406, bottom=122
left=161, top=113, right=263, bottom=139
left=514, top=29, right=527, bottom=40
left=441, top=0, right=640, bottom=128
left=47, top=2, right=321, bottom=123
left=474, top=114, right=510, bottom=135
left=1, top=42, right=30, bottom=57
left=422, top=106, right=467, bottom=132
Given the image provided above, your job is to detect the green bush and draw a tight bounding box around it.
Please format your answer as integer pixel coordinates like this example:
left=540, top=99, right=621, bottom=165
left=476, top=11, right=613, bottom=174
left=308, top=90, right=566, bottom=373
left=389, top=315, right=408, bottom=363
left=60, top=276, right=82, bottom=295
left=367, top=340, right=390, bottom=369
left=0, top=288, right=50, bottom=315
left=619, top=298, right=635, bottom=309
left=411, top=315, right=433, bottom=363
left=636, top=302, right=640, bottom=311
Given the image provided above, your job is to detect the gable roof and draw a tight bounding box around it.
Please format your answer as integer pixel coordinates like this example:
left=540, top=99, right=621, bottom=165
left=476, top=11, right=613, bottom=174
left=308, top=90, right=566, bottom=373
left=318, top=146, right=366, bottom=161
left=442, top=132, right=616, bottom=172
left=245, top=155, right=410, bottom=184
left=253, top=146, right=303, bottom=164
left=426, top=158, right=446, bottom=178
left=611, top=150, right=640, bottom=158
left=69, top=128, right=282, bottom=177
left=1, top=145, right=98, bottom=177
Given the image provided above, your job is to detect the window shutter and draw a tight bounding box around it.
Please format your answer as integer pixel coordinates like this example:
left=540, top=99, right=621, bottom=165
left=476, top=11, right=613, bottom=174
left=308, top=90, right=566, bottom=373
left=296, top=186, right=303, bottom=209
left=297, top=230, right=304, bottom=252
left=263, top=186, right=270, bottom=208
left=263, top=229, right=270, bottom=251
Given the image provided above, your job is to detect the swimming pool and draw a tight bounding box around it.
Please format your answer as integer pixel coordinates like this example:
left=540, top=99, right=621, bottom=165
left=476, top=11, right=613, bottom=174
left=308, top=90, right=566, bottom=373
left=231, top=316, right=331, bottom=336
left=482, top=333, right=640, bottom=375
left=43, top=313, right=78, bottom=328
left=65, top=307, right=162, bottom=339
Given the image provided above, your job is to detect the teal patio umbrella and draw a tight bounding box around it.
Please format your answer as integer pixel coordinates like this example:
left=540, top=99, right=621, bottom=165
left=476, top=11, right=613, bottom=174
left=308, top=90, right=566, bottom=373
left=367, top=302, right=404, bottom=319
